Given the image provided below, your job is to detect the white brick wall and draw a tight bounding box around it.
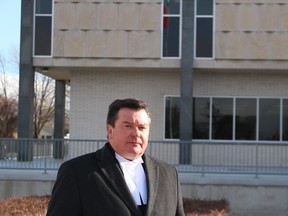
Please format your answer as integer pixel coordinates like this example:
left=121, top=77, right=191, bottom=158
left=70, top=70, right=180, bottom=140
left=70, top=70, right=288, bottom=140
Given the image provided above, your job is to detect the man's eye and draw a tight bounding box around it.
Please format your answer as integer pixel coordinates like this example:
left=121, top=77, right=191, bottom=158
left=139, top=126, right=146, bottom=131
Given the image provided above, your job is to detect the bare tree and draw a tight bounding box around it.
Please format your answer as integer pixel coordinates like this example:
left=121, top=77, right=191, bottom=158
left=33, top=73, right=55, bottom=138
left=1, top=47, right=60, bottom=139
left=0, top=95, right=18, bottom=137
left=0, top=52, right=18, bottom=137
left=0, top=53, right=8, bottom=98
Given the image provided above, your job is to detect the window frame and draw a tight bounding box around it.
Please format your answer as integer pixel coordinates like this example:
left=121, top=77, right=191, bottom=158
left=164, top=95, right=288, bottom=143
left=194, top=0, right=215, bottom=59
left=33, top=0, right=54, bottom=57
left=161, top=0, right=182, bottom=59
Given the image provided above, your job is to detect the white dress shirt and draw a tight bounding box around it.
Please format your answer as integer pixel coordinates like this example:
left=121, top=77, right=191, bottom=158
left=115, top=153, right=148, bottom=205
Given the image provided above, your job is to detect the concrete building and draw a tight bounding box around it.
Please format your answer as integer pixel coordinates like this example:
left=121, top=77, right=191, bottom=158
left=19, top=0, right=288, bottom=142
left=15, top=0, right=288, bottom=214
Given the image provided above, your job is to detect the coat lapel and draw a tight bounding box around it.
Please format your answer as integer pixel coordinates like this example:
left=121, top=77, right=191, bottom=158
left=95, top=143, right=142, bottom=216
left=143, top=155, right=159, bottom=216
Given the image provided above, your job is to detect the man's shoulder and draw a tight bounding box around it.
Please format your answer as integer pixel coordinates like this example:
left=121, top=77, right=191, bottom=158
left=145, top=154, right=176, bottom=170
left=62, top=152, right=96, bottom=167
left=60, top=143, right=110, bottom=167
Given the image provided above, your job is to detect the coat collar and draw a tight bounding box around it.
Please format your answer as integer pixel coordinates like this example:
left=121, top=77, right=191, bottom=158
left=142, top=154, right=159, bottom=216
left=95, top=143, right=142, bottom=216
left=94, top=143, right=159, bottom=216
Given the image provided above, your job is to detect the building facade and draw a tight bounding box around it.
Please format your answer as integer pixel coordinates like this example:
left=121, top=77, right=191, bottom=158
left=16, top=1, right=288, bottom=213
left=20, top=0, right=288, bottom=143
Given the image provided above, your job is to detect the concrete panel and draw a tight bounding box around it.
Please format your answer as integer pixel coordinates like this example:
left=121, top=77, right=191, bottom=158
left=270, top=32, right=288, bottom=60
left=54, top=3, right=75, bottom=30
left=258, top=4, right=280, bottom=31
left=0, top=180, right=54, bottom=200
left=64, top=30, right=85, bottom=57
left=225, top=32, right=248, bottom=59
left=53, top=30, right=65, bottom=57
left=75, top=3, right=97, bottom=30
left=119, top=3, right=139, bottom=30
left=279, top=4, right=288, bottom=30
left=85, top=30, right=107, bottom=57
left=0, top=170, right=57, bottom=200
left=128, top=31, right=150, bottom=57
left=139, top=3, right=161, bottom=30
left=238, top=4, right=258, bottom=31
left=97, top=3, right=118, bottom=30
left=106, top=31, right=129, bottom=57
left=216, top=4, right=238, bottom=31
left=246, top=32, right=269, bottom=59
left=148, top=31, right=161, bottom=58
left=180, top=174, right=288, bottom=215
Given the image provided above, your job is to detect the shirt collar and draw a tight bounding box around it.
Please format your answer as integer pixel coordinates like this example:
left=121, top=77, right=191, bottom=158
left=115, top=153, right=143, bottom=166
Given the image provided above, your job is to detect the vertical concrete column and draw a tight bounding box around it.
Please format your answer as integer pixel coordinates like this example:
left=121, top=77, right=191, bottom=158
left=18, top=0, right=35, bottom=161
left=179, top=0, right=195, bottom=164
left=53, top=80, right=66, bottom=159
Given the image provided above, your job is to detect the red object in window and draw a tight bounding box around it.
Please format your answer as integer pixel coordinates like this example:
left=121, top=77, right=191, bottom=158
left=163, top=6, right=168, bottom=29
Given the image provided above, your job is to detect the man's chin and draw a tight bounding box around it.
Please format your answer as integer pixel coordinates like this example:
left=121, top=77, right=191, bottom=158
left=126, top=149, right=143, bottom=160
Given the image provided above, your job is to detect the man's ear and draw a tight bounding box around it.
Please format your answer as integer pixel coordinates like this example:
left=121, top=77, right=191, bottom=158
left=107, top=124, right=113, bottom=139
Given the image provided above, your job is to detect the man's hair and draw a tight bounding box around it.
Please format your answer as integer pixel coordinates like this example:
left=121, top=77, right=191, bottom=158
left=107, top=98, right=151, bottom=127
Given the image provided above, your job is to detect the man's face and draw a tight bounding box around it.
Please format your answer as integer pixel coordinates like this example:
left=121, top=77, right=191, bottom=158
left=107, top=108, right=150, bottom=160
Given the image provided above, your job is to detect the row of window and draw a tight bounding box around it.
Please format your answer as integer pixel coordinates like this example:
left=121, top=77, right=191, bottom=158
left=162, top=0, right=214, bottom=58
left=34, top=0, right=214, bottom=58
left=165, top=96, right=288, bottom=141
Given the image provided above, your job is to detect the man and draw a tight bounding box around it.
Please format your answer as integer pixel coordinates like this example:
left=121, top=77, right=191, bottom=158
left=47, top=98, right=185, bottom=216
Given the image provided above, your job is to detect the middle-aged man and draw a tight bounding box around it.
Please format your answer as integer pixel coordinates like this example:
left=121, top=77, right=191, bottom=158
left=46, top=98, right=185, bottom=216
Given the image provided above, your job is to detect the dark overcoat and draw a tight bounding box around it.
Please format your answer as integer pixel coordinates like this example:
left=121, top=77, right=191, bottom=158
left=46, top=143, right=185, bottom=216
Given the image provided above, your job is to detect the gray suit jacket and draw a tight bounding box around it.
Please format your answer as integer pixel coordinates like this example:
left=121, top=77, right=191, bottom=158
left=47, top=143, right=185, bottom=216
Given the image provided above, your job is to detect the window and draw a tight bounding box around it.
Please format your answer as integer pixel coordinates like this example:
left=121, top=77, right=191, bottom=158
left=162, top=0, right=181, bottom=58
left=212, top=98, right=233, bottom=140
left=235, top=98, right=257, bottom=140
left=164, top=96, right=288, bottom=142
left=165, top=96, right=180, bottom=139
left=195, top=0, right=214, bottom=58
left=259, top=99, right=280, bottom=141
left=34, top=0, right=53, bottom=56
left=193, top=97, right=209, bottom=139
left=283, top=99, right=288, bottom=141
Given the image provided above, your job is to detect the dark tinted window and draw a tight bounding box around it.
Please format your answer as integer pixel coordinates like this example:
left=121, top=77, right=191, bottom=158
left=235, top=98, right=256, bottom=140
left=36, top=0, right=52, bottom=14
left=193, top=97, right=210, bottom=139
left=197, top=0, right=213, bottom=15
left=34, top=16, right=52, bottom=56
left=196, top=18, right=213, bottom=58
left=283, top=99, right=288, bottom=141
left=165, top=96, right=287, bottom=142
left=163, top=17, right=180, bottom=57
left=165, top=97, right=180, bottom=139
left=163, top=0, right=180, bottom=15
left=259, top=99, right=280, bottom=141
left=212, top=98, right=233, bottom=140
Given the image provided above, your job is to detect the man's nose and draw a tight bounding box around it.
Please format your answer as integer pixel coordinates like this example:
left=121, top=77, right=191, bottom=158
left=131, top=127, right=140, bottom=136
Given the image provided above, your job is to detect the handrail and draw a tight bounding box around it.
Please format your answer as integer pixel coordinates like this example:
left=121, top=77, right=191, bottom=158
left=0, top=138, right=288, bottom=176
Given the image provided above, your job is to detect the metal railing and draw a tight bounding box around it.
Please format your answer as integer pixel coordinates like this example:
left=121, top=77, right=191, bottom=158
left=0, top=138, right=288, bottom=177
